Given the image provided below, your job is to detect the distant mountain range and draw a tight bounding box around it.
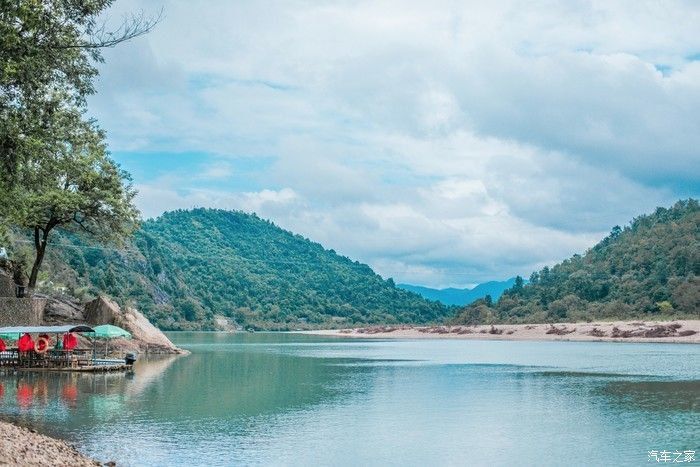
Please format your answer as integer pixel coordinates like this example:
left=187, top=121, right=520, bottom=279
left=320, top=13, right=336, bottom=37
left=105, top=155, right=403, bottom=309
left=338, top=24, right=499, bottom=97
left=398, top=278, right=521, bottom=306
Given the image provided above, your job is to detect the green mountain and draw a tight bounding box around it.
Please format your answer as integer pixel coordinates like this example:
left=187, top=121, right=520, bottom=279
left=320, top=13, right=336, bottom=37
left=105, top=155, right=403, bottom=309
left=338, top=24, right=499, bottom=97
left=36, top=209, right=449, bottom=330
left=398, top=278, right=521, bottom=306
left=451, top=199, right=700, bottom=324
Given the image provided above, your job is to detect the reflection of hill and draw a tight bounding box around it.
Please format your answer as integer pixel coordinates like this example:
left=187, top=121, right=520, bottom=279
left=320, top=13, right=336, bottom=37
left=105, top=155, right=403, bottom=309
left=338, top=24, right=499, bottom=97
left=0, top=334, right=375, bottom=438
left=138, top=347, right=370, bottom=420
left=601, top=380, right=700, bottom=412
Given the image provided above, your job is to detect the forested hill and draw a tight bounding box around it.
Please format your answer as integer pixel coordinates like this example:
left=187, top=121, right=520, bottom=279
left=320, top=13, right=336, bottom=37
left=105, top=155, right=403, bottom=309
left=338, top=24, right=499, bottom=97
left=451, top=199, right=699, bottom=324
left=38, top=209, right=449, bottom=330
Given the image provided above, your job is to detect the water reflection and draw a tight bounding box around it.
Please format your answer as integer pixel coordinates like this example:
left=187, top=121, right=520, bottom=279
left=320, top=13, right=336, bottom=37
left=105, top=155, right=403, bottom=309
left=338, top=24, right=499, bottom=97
left=0, top=355, right=183, bottom=435
left=0, top=374, right=79, bottom=410
left=601, top=380, right=700, bottom=412
left=0, top=334, right=696, bottom=466
left=133, top=346, right=372, bottom=420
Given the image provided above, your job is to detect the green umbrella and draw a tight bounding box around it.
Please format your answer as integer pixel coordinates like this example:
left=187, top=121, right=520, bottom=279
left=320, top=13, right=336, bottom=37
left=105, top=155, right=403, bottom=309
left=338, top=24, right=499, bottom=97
left=87, top=324, right=132, bottom=339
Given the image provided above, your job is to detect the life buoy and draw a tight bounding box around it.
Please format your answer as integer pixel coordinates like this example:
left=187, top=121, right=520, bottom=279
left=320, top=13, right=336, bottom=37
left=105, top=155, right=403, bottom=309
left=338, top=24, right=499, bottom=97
left=35, top=337, right=50, bottom=354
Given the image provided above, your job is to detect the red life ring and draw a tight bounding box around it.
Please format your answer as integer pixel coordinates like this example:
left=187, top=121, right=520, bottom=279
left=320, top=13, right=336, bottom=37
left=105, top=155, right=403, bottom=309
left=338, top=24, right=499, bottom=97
left=35, top=337, right=50, bottom=354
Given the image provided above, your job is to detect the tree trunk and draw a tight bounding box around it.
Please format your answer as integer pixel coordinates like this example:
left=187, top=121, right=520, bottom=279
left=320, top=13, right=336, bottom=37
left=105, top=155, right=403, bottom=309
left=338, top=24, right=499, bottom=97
left=28, top=226, right=50, bottom=289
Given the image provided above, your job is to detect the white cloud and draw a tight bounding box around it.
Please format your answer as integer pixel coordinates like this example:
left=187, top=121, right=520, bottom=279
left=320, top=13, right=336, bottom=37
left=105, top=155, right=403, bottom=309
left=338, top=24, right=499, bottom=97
left=198, top=161, right=234, bottom=180
left=89, top=0, right=700, bottom=287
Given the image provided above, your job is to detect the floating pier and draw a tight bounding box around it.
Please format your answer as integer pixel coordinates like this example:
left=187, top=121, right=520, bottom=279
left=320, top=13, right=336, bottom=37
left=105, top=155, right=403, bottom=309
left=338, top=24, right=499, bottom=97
left=0, top=324, right=134, bottom=372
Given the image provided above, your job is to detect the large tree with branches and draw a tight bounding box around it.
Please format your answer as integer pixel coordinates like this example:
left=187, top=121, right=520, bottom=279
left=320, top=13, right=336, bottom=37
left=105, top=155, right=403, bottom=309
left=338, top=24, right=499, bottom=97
left=0, top=0, right=156, bottom=288
left=14, top=112, right=139, bottom=288
left=0, top=0, right=157, bottom=176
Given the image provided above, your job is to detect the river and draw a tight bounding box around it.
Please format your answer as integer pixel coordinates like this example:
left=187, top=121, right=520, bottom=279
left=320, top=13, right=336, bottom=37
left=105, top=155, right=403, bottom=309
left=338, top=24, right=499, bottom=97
left=0, top=332, right=698, bottom=466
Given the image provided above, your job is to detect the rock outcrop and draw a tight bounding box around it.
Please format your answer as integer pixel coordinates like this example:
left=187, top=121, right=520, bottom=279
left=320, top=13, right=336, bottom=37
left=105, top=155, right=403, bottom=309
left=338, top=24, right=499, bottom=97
left=41, top=294, right=84, bottom=324
left=83, top=296, right=119, bottom=326
left=84, top=296, right=186, bottom=354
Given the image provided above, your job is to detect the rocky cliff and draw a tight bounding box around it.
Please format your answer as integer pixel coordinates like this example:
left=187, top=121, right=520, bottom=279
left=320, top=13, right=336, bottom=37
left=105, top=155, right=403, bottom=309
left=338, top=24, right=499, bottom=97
left=84, top=296, right=187, bottom=354
left=42, top=294, right=186, bottom=354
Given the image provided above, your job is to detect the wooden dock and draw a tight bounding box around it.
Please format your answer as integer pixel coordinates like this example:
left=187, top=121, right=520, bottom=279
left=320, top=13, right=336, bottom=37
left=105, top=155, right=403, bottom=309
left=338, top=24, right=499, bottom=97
left=0, top=349, right=132, bottom=372
left=15, top=363, right=130, bottom=372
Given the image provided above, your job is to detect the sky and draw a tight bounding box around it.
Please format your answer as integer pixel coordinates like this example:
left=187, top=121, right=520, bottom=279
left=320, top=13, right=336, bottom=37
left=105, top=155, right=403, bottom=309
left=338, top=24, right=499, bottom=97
left=89, top=0, right=700, bottom=288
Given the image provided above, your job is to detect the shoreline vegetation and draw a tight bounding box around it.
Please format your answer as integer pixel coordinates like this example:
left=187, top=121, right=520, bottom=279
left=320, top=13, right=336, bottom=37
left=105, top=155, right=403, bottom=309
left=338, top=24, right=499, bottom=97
left=450, top=200, right=698, bottom=326
left=0, top=420, right=100, bottom=466
left=303, top=319, right=700, bottom=344
left=29, top=200, right=698, bottom=332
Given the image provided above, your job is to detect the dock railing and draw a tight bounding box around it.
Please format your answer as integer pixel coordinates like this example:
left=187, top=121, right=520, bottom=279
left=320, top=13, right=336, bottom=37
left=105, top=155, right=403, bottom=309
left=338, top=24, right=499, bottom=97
left=0, top=348, right=115, bottom=368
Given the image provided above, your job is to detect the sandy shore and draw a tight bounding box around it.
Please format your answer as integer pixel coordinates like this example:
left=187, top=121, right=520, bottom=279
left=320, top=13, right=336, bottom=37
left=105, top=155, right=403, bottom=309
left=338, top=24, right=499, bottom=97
left=0, top=421, right=100, bottom=466
left=304, top=320, right=700, bottom=343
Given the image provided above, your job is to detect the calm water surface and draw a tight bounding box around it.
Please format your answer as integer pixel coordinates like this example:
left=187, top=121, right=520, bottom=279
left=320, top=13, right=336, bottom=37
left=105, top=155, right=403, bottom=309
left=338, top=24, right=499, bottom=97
left=0, top=333, right=698, bottom=466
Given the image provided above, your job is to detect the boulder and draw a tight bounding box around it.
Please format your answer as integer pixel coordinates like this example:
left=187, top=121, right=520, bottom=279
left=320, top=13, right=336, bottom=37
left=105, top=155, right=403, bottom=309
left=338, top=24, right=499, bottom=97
left=84, top=296, right=120, bottom=326
left=84, top=296, right=185, bottom=354
left=42, top=295, right=85, bottom=324
left=117, top=306, right=185, bottom=354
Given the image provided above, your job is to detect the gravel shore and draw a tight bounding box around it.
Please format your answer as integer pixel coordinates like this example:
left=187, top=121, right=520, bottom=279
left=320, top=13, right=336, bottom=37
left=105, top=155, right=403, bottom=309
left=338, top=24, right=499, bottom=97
left=0, top=421, right=99, bottom=466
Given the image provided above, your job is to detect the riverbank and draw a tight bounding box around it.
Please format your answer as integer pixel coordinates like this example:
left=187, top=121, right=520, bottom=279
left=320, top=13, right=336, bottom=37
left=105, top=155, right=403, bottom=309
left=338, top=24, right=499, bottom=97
left=0, top=421, right=99, bottom=466
left=304, top=319, right=700, bottom=343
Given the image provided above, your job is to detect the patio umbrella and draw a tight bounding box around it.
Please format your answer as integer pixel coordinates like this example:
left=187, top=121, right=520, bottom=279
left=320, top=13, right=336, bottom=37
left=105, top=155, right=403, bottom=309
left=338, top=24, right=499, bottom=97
left=17, top=333, right=34, bottom=352
left=86, top=325, right=131, bottom=358
left=88, top=325, right=132, bottom=339
left=62, top=332, right=77, bottom=350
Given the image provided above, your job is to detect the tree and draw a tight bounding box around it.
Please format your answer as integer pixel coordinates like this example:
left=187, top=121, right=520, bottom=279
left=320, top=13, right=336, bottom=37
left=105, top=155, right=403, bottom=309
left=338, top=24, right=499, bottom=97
left=13, top=115, right=139, bottom=288
left=450, top=200, right=698, bottom=324
left=1, top=0, right=157, bottom=229
left=0, top=0, right=157, bottom=287
left=512, top=275, right=524, bottom=293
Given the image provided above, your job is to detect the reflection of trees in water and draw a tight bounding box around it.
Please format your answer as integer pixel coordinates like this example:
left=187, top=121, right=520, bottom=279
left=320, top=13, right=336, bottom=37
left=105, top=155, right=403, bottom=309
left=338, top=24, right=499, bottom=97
left=0, top=348, right=371, bottom=420
left=0, top=356, right=184, bottom=442
left=600, top=380, right=700, bottom=412
left=0, top=336, right=379, bottom=443
left=141, top=350, right=374, bottom=420
left=0, top=355, right=182, bottom=418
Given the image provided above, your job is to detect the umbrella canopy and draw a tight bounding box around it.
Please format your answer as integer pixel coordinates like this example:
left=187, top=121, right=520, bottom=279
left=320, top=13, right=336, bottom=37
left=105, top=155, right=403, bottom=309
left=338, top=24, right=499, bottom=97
left=18, top=333, right=35, bottom=352
left=87, top=325, right=132, bottom=339
left=62, top=332, right=77, bottom=350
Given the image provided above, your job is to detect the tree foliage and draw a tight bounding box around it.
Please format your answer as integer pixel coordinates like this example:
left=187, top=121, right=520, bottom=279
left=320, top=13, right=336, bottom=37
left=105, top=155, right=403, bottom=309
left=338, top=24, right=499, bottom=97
left=0, top=0, right=154, bottom=286
left=35, top=209, right=449, bottom=330
left=13, top=116, right=138, bottom=287
left=451, top=199, right=699, bottom=324
left=0, top=0, right=155, bottom=179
